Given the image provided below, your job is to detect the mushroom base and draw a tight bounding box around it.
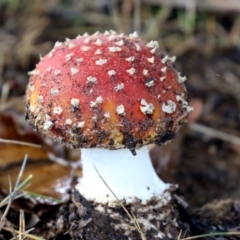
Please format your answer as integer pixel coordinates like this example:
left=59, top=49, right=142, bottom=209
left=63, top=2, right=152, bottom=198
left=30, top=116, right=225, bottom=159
left=76, top=146, right=169, bottom=204
left=69, top=187, right=188, bottom=240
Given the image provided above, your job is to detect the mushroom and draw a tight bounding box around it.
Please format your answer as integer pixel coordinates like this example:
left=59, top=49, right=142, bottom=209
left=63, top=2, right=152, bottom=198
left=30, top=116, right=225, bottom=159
left=25, top=31, right=192, bottom=237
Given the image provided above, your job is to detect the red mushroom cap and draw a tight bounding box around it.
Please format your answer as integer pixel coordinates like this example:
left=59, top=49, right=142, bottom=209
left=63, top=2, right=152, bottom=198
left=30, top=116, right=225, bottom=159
left=25, top=31, right=191, bottom=154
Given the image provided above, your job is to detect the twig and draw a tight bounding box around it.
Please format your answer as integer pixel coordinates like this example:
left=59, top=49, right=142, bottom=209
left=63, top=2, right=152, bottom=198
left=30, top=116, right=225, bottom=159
left=47, top=152, right=82, bottom=169
left=143, top=0, right=240, bottom=13
left=93, top=164, right=147, bottom=240
left=189, top=123, right=240, bottom=145
left=0, top=138, right=41, bottom=148
left=0, top=97, right=23, bottom=111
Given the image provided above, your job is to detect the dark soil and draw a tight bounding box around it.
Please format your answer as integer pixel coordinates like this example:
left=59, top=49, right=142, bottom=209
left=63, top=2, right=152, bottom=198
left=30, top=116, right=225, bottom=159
left=173, top=50, right=240, bottom=208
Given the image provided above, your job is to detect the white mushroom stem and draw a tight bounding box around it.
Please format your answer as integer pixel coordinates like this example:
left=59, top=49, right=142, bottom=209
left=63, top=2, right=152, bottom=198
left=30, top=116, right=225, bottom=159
left=75, top=146, right=170, bottom=204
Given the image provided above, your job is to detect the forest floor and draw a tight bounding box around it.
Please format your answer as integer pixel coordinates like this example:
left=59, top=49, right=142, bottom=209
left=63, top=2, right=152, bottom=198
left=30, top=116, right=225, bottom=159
left=0, top=1, right=240, bottom=239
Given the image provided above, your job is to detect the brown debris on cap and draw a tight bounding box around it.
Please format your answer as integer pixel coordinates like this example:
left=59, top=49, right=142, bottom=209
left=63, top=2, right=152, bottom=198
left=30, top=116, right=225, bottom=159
left=25, top=31, right=191, bottom=155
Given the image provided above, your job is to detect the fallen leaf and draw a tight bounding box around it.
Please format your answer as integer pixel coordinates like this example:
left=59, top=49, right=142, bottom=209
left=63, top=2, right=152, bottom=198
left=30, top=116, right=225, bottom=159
left=0, top=113, right=81, bottom=202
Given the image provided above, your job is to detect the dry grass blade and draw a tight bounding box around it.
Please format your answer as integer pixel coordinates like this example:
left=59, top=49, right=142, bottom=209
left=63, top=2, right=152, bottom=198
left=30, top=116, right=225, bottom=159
left=177, top=230, right=182, bottom=240
left=93, top=164, right=147, bottom=240
left=19, top=210, right=25, bottom=240
left=11, top=210, right=35, bottom=240
left=0, top=155, right=42, bottom=239
left=0, top=155, right=35, bottom=239
left=177, top=224, right=240, bottom=239
left=133, top=0, right=141, bottom=33
left=108, top=1, right=123, bottom=33
left=0, top=155, right=29, bottom=225
left=14, top=155, right=28, bottom=193
left=0, top=175, right=32, bottom=208
left=6, top=221, right=17, bottom=239
left=0, top=155, right=32, bottom=208
left=3, top=227, right=45, bottom=240
left=0, top=176, right=13, bottom=230
left=25, top=191, right=66, bottom=204
left=180, top=231, right=240, bottom=240
left=0, top=139, right=41, bottom=148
